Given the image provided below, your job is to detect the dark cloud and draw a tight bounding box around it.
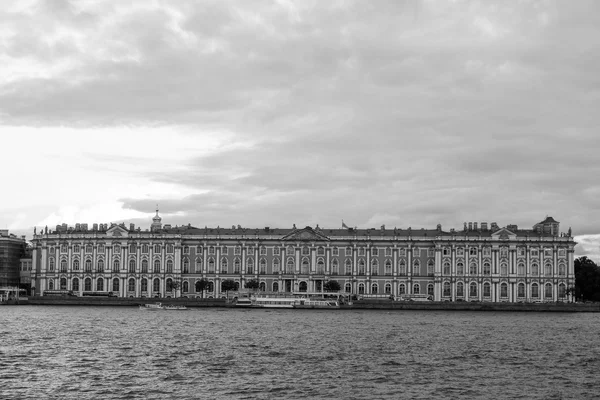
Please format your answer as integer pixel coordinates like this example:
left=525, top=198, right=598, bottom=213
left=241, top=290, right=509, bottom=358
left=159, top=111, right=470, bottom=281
left=2, top=0, right=599, bottom=241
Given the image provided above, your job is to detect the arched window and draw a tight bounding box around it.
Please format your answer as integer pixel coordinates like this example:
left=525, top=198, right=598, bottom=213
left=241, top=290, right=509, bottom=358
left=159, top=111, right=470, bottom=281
left=166, top=278, right=173, bottom=292
left=208, top=258, right=215, bottom=273
left=531, top=263, right=539, bottom=276
left=286, top=258, right=295, bottom=274
left=558, top=283, right=566, bottom=299
left=286, top=246, right=294, bottom=256
left=183, top=259, right=189, bottom=273
left=48, top=279, right=54, bottom=290
left=60, top=277, right=67, bottom=290
left=129, top=259, right=136, bottom=273
left=221, top=258, right=228, bottom=273
left=443, top=282, right=451, bottom=297
left=113, top=244, right=120, bottom=254
left=427, top=260, right=434, bottom=276
left=49, top=258, right=55, bottom=271
left=234, top=258, right=241, bottom=273
left=259, top=258, right=267, bottom=274
left=385, top=283, right=391, bottom=294
left=399, top=260, right=406, bottom=275
left=469, top=263, right=478, bottom=275
left=112, top=278, right=119, bottom=293
left=196, top=257, right=203, bottom=271
left=531, top=283, right=539, bottom=298
left=385, top=260, right=392, bottom=275
left=246, top=257, right=254, bottom=274
left=141, top=259, right=148, bottom=273
left=517, top=282, right=525, bottom=298
left=85, top=259, right=92, bottom=272
left=154, top=259, right=161, bottom=273
left=113, top=259, right=120, bottom=272
left=518, top=262, right=525, bottom=276
left=545, top=283, right=553, bottom=298
left=154, top=245, right=161, bottom=254
left=273, top=258, right=280, bottom=273
left=302, top=246, right=310, bottom=256
left=427, top=283, right=434, bottom=296
left=558, top=263, right=566, bottom=276
left=443, top=262, right=450, bottom=275
left=141, top=278, right=148, bottom=292
left=272, top=282, right=279, bottom=292
left=399, top=283, right=406, bottom=295
left=412, top=260, right=420, bottom=276
left=544, top=263, right=552, bottom=276
left=358, top=283, right=365, bottom=294
left=371, top=283, right=378, bottom=294
left=97, top=278, right=104, bottom=292
left=483, top=282, right=491, bottom=297
left=469, top=282, right=477, bottom=297
left=358, top=259, right=365, bottom=275
left=345, top=282, right=352, bottom=293
left=72, top=278, right=79, bottom=292
left=84, top=278, right=92, bottom=292
left=316, top=258, right=324, bottom=274
left=456, top=282, right=464, bottom=297
left=501, top=282, right=508, bottom=298
left=345, top=259, right=352, bottom=275
left=483, top=262, right=491, bottom=275
left=142, top=244, right=149, bottom=253
left=259, top=282, right=266, bottom=292
left=183, top=281, right=189, bottom=293
left=59, top=259, right=67, bottom=272
left=413, top=283, right=420, bottom=294
left=128, top=278, right=136, bottom=293
left=331, top=259, right=339, bottom=275
left=153, top=278, right=160, bottom=293
left=166, top=259, right=173, bottom=273
left=301, top=257, right=309, bottom=274
left=371, top=259, right=379, bottom=275
left=500, top=263, right=507, bottom=276
left=456, top=262, right=464, bottom=275
left=72, top=259, right=79, bottom=271
left=129, top=244, right=136, bottom=253
left=97, top=259, right=104, bottom=272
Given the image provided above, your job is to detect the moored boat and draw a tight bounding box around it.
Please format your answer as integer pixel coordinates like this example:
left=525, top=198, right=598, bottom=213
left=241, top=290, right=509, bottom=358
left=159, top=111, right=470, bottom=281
left=293, top=299, right=340, bottom=309
left=140, top=302, right=164, bottom=310
left=163, top=305, right=188, bottom=310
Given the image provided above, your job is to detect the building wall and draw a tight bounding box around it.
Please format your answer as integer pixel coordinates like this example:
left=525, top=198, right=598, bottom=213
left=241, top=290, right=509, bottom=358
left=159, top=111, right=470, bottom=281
left=0, top=230, right=27, bottom=287
left=30, top=221, right=576, bottom=303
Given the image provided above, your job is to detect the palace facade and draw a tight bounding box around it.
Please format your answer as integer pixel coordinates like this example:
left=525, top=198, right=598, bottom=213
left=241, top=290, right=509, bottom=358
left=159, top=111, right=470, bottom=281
left=30, top=212, right=576, bottom=302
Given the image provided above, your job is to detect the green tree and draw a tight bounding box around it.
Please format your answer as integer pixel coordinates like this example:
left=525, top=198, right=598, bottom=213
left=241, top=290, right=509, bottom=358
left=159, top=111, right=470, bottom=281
left=221, top=279, right=237, bottom=298
left=574, top=257, right=600, bottom=302
left=323, top=280, right=341, bottom=292
left=245, top=279, right=260, bottom=291
left=167, top=279, right=181, bottom=298
left=195, top=278, right=210, bottom=299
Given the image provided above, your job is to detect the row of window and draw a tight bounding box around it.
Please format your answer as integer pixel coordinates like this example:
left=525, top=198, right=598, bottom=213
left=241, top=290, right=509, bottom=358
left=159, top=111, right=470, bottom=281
left=50, top=244, right=570, bottom=258
left=46, top=255, right=568, bottom=277
left=441, top=281, right=566, bottom=299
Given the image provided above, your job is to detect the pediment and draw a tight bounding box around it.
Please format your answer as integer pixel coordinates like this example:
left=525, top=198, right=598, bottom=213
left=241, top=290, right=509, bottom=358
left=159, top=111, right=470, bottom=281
left=491, top=228, right=516, bottom=240
left=106, top=225, right=129, bottom=238
left=282, top=227, right=330, bottom=241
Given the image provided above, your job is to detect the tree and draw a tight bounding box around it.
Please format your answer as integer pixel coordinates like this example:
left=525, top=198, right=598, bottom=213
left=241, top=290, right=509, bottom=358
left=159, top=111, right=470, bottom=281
left=245, top=279, right=259, bottom=291
left=167, top=278, right=181, bottom=298
left=195, top=278, right=210, bottom=299
left=323, top=280, right=341, bottom=292
left=221, top=279, right=237, bottom=298
left=574, top=257, right=600, bottom=302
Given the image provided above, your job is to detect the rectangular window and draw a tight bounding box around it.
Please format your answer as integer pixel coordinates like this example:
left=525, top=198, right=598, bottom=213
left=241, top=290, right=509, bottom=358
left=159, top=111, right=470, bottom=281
left=399, top=248, right=406, bottom=257
left=371, top=247, right=379, bottom=257
left=183, top=246, right=189, bottom=254
left=483, top=247, right=491, bottom=256
left=222, top=246, right=228, bottom=255
left=332, top=247, right=339, bottom=256
left=273, top=247, right=280, bottom=256
left=428, top=248, right=435, bottom=257
left=358, top=247, right=365, bottom=256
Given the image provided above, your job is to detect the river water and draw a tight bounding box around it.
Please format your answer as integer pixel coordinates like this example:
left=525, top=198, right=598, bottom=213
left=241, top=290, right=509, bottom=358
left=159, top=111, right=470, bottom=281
left=0, top=306, right=598, bottom=399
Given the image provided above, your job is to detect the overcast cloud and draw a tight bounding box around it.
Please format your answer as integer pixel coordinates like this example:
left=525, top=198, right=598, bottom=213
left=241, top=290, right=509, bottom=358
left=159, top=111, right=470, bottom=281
left=1, top=0, right=599, bottom=260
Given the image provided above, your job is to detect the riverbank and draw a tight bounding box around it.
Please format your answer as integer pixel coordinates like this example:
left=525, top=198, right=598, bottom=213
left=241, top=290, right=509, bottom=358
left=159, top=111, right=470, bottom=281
left=5, top=296, right=600, bottom=312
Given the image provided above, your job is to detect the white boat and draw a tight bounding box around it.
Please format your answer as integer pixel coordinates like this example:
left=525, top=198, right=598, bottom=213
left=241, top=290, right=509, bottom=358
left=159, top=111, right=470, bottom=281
left=140, top=302, right=164, bottom=310
left=252, top=296, right=298, bottom=308
left=163, top=305, right=188, bottom=311
left=293, top=298, right=339, bottom=309
left=235, top=297, right=254, bottom=308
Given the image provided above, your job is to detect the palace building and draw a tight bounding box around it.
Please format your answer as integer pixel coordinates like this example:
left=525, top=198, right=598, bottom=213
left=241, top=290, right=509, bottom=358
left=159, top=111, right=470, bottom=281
left=30, top=212, right=576, bottom=302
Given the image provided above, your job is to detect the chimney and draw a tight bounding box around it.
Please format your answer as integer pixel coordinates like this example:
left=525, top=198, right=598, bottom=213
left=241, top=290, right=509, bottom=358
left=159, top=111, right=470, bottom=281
left=130, top=223, right=135, bottom=231
left=437, top=224, right=442, bottom=232
left=468, top=222, right=473, bottom=231
left=82, top=223, right=88, bottom=231
left=93, top=223, right=98, bottom=231
left=474, top=222, right=478, bottom=231
left=481, top=222, right=488, bottom=231
left=75, top=223, right=80, bottom=230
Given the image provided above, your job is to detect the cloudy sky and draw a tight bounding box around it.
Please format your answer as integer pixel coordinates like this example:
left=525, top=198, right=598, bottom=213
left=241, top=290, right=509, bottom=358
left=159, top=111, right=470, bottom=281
left=1, top=0, right=599, bottom=260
